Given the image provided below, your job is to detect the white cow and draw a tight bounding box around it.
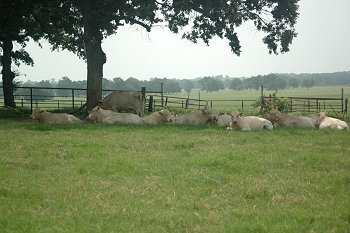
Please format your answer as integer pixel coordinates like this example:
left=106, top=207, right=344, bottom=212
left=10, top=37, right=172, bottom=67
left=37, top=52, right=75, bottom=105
left=30, top=108, right=82, bottom=124
left=228, top=112, right=273, bottom=131
left=176, top=108, right=219, bottom=125
left=143, top=109, right=177, bottom=124
left=264, top=110, right=316, bottom=128
left=98, top=91, right=145, bottom=117
left=217, top=113, right=232, bottom=127
left=316, top=112, right=349, bottom=130
left=88, top=106, right=144, bottom=124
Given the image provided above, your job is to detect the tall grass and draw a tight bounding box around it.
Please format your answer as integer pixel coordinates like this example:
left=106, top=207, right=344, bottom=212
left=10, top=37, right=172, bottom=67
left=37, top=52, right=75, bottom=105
left=1, top=119, right=349, bottom=232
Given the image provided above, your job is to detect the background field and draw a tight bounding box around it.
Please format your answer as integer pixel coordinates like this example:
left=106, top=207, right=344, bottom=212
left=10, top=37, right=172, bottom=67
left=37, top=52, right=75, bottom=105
left=0, top=115, right=350, bottom=232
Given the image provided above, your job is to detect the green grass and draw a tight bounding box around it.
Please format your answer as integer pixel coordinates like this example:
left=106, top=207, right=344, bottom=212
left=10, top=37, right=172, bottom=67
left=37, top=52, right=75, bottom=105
left=0, top=117, right=350, bottom=232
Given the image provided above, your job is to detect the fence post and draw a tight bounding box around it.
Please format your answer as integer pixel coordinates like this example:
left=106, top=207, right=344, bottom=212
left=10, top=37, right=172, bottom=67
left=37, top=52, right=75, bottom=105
left=165, top=97, right=168, bottom=106
left=21, top=97, right=24, bottom=108
left=345, top=98, right=348, bottom=114
left=141, top=86, right=146, bottom=115
left=290, top=98, right=293, bottom=112
left=72, top=89, right=75, bottom=109
left=160, top=83, right=164, bottom=107
left=260, top=86, right=264, bottom=113
left=148, top=95, right=153, bottom=112
left=341, top=88, right=344, bottom=112
left=185, top=99, right=189, bottom=109
left=199, top=91, right=201, bottom=108
left=210, top=100, right=213, bottom=108
left=30, top=87, right=33, bottom=112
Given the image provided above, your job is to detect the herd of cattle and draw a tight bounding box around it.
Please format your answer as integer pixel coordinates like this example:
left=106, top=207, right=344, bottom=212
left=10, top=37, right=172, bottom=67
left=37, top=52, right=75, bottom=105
left=30, top=91, right=349, bottom=131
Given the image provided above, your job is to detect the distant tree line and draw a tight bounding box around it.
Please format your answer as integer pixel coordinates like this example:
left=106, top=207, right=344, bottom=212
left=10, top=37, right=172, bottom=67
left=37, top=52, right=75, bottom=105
left=1, top=71, right=348, bottom=99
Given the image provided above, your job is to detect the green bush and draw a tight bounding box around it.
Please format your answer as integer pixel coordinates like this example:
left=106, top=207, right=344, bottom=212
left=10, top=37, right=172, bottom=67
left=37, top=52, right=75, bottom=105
left=252, top=93, right=289, bottom=114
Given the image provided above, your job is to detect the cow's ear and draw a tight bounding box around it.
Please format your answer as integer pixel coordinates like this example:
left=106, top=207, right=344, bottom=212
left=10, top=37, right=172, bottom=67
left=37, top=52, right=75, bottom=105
left=239, top=112, right=244, bottom=117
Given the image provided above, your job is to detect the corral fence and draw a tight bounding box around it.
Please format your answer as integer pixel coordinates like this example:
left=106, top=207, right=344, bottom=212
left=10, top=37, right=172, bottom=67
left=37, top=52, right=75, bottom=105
left=259, top=87, right=347, bottom=114
left=0, top=85, right=348, bottom=114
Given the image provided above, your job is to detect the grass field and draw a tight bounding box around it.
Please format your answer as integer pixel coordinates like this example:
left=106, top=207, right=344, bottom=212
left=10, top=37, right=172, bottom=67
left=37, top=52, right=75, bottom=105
left=1, top=111, right=350, bottom=232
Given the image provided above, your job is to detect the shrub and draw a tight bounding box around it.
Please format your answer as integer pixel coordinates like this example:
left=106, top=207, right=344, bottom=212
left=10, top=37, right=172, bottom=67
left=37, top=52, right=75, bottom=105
left=252, top=93, right=289, bottom=114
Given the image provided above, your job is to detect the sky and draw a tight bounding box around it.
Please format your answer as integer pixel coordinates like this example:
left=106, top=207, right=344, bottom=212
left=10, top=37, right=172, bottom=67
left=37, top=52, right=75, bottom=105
left=14, top=0, right=350, bottom=82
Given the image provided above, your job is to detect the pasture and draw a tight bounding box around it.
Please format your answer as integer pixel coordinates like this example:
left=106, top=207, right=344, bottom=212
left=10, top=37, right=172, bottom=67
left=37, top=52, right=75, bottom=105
left=0, top=112, right=350, bottom=232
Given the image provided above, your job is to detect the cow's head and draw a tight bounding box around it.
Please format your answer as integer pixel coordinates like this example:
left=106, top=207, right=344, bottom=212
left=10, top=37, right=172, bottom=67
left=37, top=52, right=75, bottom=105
left=202, top=108, right=219, bottom=124
left=159, top=109, right=177, bottom=123
left=30, top=108, right=44, bottom=120
left=265, top=111, right=279, bottom=123
left=230, top=111, right=243, bottom=125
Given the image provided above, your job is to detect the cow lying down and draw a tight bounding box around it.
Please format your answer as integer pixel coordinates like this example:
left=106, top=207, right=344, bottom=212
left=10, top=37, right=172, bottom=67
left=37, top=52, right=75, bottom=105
left=143, top=109, right=177, bottom=124
left=217, top=113, right=232, bottom=127
left=228, top=112, right=273, bottom=131
left=264, top=110, right=316, bottom=128
left=175, top=108, right=219, bottom=125
left=30, top=108, right=82, bottom=124
left=88, top=106, right=144, bottom=124
left=315, top=112, right=349, bottom=130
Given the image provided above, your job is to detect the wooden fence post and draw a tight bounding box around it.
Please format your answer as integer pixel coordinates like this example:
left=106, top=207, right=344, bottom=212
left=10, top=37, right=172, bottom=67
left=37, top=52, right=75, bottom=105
left=341, top=88, right=344, bottom=112
left=30, top=87, right=33, bottom=112
left=147, top=95, right=153, bottom=112
left=160, top=83, right=164, bottom=107
left=345, top=98, right=348, bottom=113
left=72, top=89, right=75, bottom=109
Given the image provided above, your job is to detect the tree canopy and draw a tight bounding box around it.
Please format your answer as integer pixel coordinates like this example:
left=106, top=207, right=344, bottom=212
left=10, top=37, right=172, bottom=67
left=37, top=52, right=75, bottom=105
left=1, top=0, right=300, bottom=110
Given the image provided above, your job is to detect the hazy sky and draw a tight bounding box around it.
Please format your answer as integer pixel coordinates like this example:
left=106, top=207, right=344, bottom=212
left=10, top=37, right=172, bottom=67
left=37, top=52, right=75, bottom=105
left=16, top=0, right=350, bottom=82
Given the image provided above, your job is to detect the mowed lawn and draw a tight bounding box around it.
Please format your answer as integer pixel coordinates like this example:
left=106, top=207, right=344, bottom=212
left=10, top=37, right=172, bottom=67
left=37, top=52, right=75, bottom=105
left=0, top=119, right=350, bottom=232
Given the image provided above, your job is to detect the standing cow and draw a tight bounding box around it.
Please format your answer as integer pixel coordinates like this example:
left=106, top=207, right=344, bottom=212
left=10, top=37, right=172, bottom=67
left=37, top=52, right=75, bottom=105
left=98, top=91, right=145, bottom=117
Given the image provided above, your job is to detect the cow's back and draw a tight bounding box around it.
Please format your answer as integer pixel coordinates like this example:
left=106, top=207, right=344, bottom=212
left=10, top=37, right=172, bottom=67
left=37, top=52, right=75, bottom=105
left=99, top=91, right=144, bottom=116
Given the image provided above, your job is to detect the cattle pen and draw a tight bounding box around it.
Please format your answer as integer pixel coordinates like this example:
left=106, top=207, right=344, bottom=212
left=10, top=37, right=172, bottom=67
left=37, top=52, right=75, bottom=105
left=0, top=85, right=348, bottom=114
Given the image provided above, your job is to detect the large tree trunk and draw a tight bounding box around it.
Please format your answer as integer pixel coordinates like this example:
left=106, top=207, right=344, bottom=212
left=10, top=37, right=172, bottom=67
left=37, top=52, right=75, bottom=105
left=1, top=39, right=16, bottom=108
left=80, top=0, right=106, bottom=110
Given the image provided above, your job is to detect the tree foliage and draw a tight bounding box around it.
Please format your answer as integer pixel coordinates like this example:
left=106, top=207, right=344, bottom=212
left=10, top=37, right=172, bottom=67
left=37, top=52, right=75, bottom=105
left=1, top=0, right=300, bottom=109
left=0, top=0, right=46, bottom=107
left=40, top=0, right=300, bottom=109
